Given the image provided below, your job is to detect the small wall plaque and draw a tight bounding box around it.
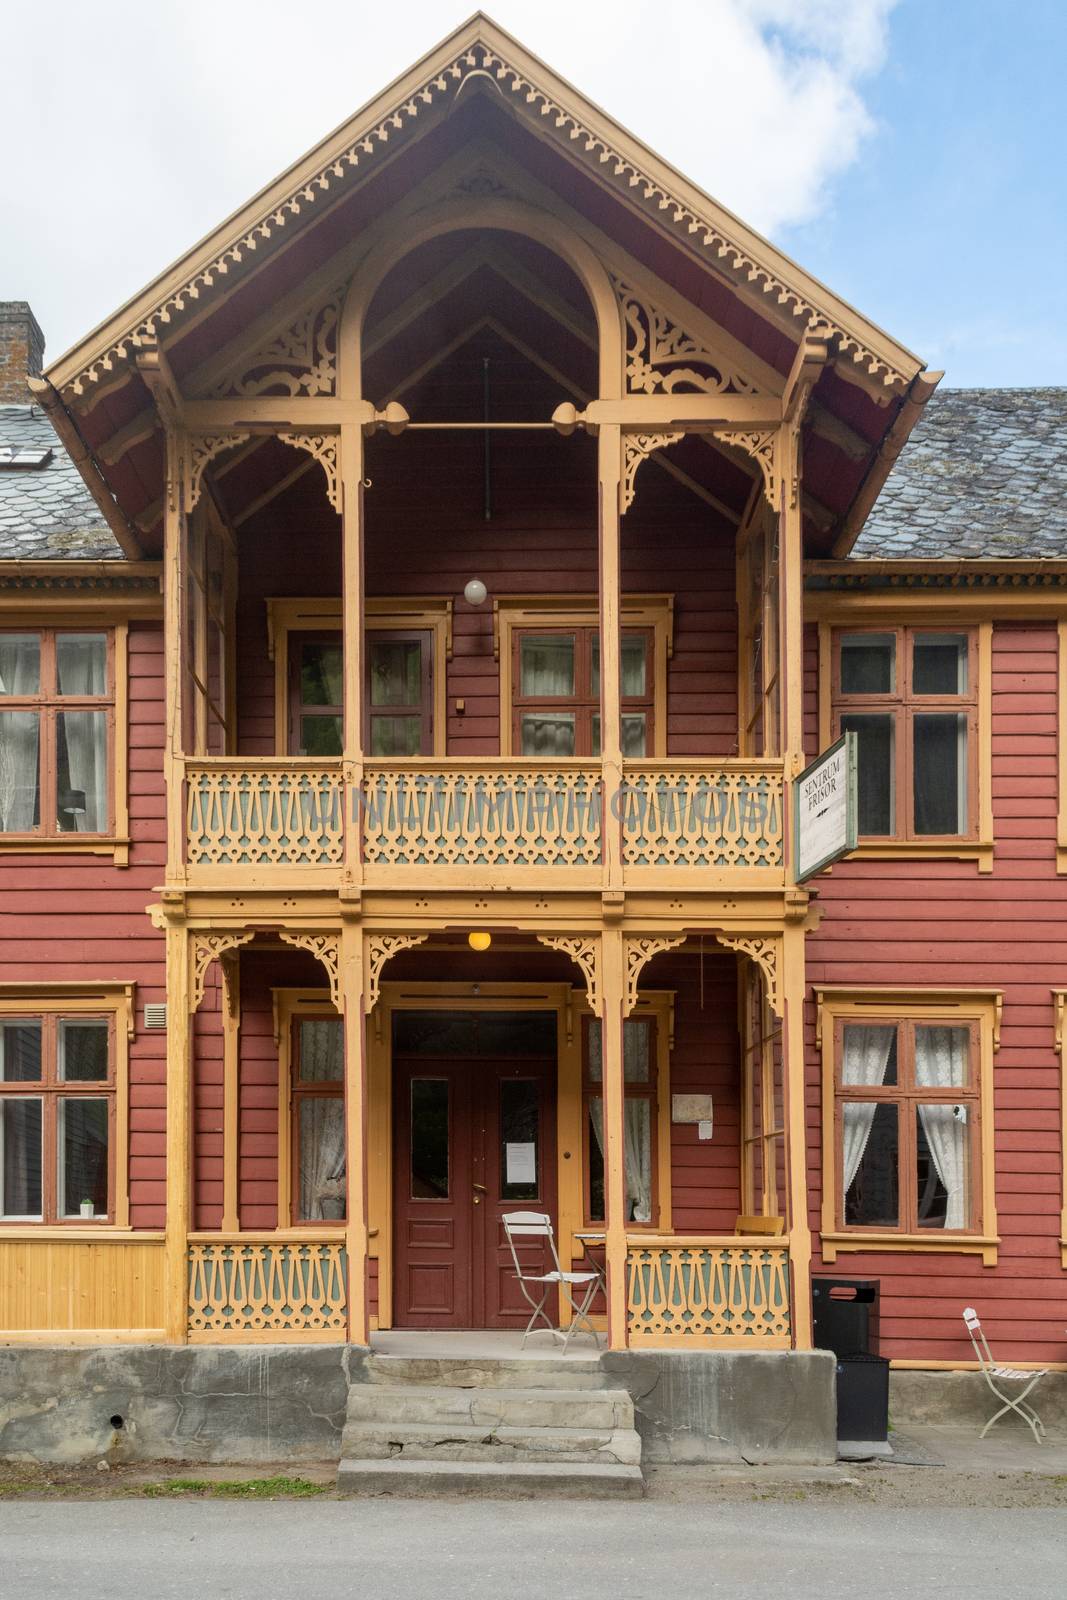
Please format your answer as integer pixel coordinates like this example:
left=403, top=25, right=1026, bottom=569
left=672, top=1093, right=714, bottom=1123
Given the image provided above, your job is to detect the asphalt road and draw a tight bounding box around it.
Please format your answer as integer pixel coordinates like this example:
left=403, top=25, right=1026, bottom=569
left=3, top=1499, right=1065, bottom=1599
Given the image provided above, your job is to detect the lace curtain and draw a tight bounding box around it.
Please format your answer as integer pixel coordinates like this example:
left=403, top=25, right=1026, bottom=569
left=915, top=1025, right=969, bottom=1229
left=297, top=1021, right=345, bottom=1220
left=0, top=636, right=40, bottom=832
left=57, top=637, right=108, bottom=833
left=841, top=1025, right=895, bottom=1193
left=588, top=1099, right=653, bottom=1224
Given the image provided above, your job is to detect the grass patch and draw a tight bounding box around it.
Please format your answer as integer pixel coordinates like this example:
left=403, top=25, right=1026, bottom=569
left=143, top=1475, right=328, bottom=1500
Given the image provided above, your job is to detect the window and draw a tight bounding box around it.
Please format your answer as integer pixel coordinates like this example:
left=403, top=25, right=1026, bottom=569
left=290, top=1015, right=345, bottom=1223
left=832, top=627, right=977, bottom=839
left=583, top=1016, right=658, bottom=1226
left=513, top=627, right=654, bottom=758
left=740, top=965, right=785, bottom=1220
left=819, top=990, right=999, bottom=1262
left=0, top=629, right=113, bottom=838
left=285, top=627, right=434, bottom=757
left=0, top=1014, right=114, bottom=1222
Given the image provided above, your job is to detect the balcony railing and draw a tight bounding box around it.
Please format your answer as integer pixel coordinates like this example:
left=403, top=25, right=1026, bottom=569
left=186, top=759, right=344, bottom=869
left=187, top=1236, right=348, bottom=1340
left=626, top=1237, right=791, bottom=1347
left=620, top=763, right=784, bottom=871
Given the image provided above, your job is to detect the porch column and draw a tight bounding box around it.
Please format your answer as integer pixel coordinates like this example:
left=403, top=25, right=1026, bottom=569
left=783, top=921, right=813, bottom=1348
left=340, top=421, right=366, bottom=896
left=343, top=922, right=370, bottom=1344
left=600, top=928, right=629, bottom=1347
left=220, top=954, right=240, bottom=1234
left=163, top=922, right=192, bottom=1343
left=597, top=425, right=624, bottom=898
left=162, top=426, right=187, bottom=883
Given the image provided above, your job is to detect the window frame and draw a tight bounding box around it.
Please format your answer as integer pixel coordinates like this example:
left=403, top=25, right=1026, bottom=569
left=0, top=624, right=126, bottom=855
left=0, top=985, right=134, bottom=1232
left=817, top=987, right=1000, bottom=1264
left=580, top=1010, right=663, bottom=1230
left=512, top=624, right=655, bottom=759
left=289, top=1009, right=346, bottom=1226
left=273, top=988, right=346, bottom=1233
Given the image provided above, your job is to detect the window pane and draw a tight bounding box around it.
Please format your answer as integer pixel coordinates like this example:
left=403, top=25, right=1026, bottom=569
left=590, top=635, right=647, bottom=697
left=914, top=1024, right=970, bottom=1090
left=59, top=1097, right=109, bottom=1217
left=59, top=1020, right=108, bottom=1082
left=520, top=712, right=575, bottom=757
left=1, top=1098, right=42, bottom=1217
left=841, top=1023, right=898, bottom=1088
left=369, top=640, right=421, bottom=708
left=585, top=1093, right=651, bottom=1223
left=592, top=713, right=646, bottom=758
left=913, top=633, right=967, bottom=695
left=840, top=633, right=894, bottom=695
left=916, top=1105, right=970, bottom=1229
left=500, top=1079, right=539, bottom=1201
left=0, top=634, right=40, bottom=695
left=520, top=635, right=574, bottom=698
left=300, top=714, right=343, bottom=756
left=411, top=1079, right=449, bottom=1199
left=0, top=1019, right=42, bottom=1082
left=587, top=1020, right=602, bottom=1083
left=914, top=714, right=966, bottom=834
left=588, top=1098, right=604, bottom=1222
left=297, top=1097, right=345, bottom=1220
left=841, top=713, right=894, bottom=834
left=370, top=715, right=422, bottom=757
left=0, top=710, right=40, bottom=831
left=56, top=635, right=107, bottom=696
left=624, top=1019, right=651, bottom=1083
left=843, top=1101, right=898, bottom=1227
left=300, top=641, right=343, bottom=708
left=56, top=711, right=108, bottom=832
left=297, top=1019, right=343, bottom=1083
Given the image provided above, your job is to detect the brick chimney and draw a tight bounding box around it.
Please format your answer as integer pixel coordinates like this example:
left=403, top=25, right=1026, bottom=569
left=0, top=303, right=45, bottom=403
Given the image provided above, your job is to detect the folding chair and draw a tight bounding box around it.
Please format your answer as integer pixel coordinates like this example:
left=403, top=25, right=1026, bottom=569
left=502, top=1211, right=601, bottom=1353
left=962, top=1306, right=1048, bottom=1444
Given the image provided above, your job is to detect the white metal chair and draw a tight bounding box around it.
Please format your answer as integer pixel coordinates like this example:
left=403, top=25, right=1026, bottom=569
left=962, top=1306, right=1048, bottom=1443
left=502, top=1211, right=601, bottom=1353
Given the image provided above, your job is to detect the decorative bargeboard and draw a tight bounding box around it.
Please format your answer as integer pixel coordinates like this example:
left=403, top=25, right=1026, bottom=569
left=186, top=761, right=344, bottom=868
left=627, top=1242, right=791, bottom=1346
left=188, top=1240, right=347, bottom=1339
left=620, top=764, right=784, bottom=869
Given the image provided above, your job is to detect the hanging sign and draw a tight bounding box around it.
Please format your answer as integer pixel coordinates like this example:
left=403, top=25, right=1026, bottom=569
left=794, top=733, right=857, bottom=882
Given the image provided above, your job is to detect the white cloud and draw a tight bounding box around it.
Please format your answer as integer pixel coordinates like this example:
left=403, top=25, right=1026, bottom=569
left=0, top=0, right=896, bottom=359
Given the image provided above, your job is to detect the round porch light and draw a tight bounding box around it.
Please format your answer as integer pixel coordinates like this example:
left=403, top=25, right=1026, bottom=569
left=464, top=578, right=488, bottom=606
left=468, top=931, right=492, bottom=952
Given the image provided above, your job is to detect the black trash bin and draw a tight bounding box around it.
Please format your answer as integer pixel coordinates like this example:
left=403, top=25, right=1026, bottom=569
left=812, top=1277, right=880, bottom=1358
left=835, top=1351, right=890, bottom=1442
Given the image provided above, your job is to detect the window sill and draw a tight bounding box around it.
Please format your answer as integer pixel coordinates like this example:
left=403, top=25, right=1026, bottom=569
left=0, top=835, right=130, bottom=865
left=837, top=839, right=993, bottom=874
left=821, top=1230, right=998, bottom=1266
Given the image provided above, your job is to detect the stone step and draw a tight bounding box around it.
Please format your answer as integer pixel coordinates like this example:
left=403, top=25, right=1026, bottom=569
left=363, top=1354, right=610, bottom=1389
left=340, top=1419, right=642, bottom=1465
left=346, top=1383, right=634, bottom=1431
left=336, top=1457, right=645, bottom=1499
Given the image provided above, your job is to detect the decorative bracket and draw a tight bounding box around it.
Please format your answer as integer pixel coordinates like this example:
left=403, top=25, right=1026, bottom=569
left=278, top=432, right=341, bottom=512
left=209, top=283, right=347, bottom=399
left=185, top=433, right=250, bottom=511
left=715, top=932, right=783, bottom=1019
left=621, top=432, right=682, bottom=514
left=536, top=936, right=601, bottom=1018
left=613, top=277, right=760, bottom=397
left=365, top=933, right=429, bottom=1011
left=712, top=429, right=780, bottom=511
left=624, top=935, right=686, bottom=1015
left=190, top=929, right=256, bottom=1013
left=279, top=931, right=342, bottom=1011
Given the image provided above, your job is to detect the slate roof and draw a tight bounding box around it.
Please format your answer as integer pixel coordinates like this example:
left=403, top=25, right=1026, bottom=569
left=0, top=403, right=120, bottom=559
left=854, top=388, right=1067, bottom=559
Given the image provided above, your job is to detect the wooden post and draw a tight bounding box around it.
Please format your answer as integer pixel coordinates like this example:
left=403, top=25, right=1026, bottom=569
left=341, top=422, right=366, bottom=893
left=344, top=924, right=370, bottom=1344
left=164, top=923, right=191, bottom=1342
left=600, top=927, right=628, bottom=1348
left=598, top=425, right=624, bottom=898
left=163, top=427, right=186, bottom=882
left=220, top=954, right=240, bottom=1234
left=783, top=921, right=813, bottom=1348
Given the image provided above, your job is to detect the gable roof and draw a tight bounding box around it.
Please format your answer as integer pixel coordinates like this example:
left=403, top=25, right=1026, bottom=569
left=0, top=404, right=118, bottom=558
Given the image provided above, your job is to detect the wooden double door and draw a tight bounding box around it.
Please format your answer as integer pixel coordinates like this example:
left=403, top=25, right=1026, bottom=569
left=392, top=1036, right=557, bottom=1329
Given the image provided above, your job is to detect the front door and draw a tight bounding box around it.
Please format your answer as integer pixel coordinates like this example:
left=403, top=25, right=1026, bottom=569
left=392, top=1012, right=557, bottom=1329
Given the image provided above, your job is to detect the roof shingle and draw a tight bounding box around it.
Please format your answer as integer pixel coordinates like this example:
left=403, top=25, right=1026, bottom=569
left=0, top=403, right=119, bottom=559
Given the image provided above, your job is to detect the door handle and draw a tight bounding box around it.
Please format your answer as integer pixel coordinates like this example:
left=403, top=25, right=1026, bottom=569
left=473, top=1183, right=487, bottom=1192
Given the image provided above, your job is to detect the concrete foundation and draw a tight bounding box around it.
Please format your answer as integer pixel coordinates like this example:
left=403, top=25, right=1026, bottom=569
left=0, top=1343, right=837, bottom=1467
left=889, top=1369, right=1067, bottom=1435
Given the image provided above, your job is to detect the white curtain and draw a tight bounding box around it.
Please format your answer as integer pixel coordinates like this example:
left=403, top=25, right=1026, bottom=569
left=298, top=1099, right=346, bottom=1221
left=56, top=638, right=107, bottom=834
left=841, top=1025, right=895, bottom=1193
left=588, top=1097, right=653, bottom=1224
left=0, top=636, right=40, bottom=833
left=915, top=1025, right=969, bottom=1229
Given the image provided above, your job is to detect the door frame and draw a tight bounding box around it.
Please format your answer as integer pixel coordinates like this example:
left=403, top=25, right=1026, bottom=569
left=367, top=980, right=674, bottom=1331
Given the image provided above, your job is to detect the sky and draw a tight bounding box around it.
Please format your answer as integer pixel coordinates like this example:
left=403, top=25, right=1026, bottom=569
left=2, top=0, right=1064, bottom=387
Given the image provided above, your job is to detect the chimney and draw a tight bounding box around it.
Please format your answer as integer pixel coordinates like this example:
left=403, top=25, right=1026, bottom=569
left=0, top=303, right=45, bottom=404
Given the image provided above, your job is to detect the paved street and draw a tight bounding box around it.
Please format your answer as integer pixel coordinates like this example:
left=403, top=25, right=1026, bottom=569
left=3, top=1498, right=1064, bottom=1600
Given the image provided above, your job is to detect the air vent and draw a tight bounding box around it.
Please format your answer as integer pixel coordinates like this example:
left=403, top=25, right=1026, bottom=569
left=143, top=1003, right=168, bottom=1030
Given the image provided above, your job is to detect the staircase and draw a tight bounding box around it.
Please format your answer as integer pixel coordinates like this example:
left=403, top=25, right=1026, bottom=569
left=337, top=1353, right=644, bottom=1498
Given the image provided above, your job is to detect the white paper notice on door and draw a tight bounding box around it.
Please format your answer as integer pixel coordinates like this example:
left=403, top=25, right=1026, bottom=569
left=505, top=1142, right=536, bottom=1185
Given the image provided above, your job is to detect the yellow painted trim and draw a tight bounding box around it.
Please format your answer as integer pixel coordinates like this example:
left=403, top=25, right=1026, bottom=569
left=1, top=1329, right=168, bottom=1346
left=890, top=1357, right=1067, bottom=1372
left=817, top=988, right=1000, bottom=1265
left=806, top=588, right=1067, bottom=619
left=1053, top=989, right=1067, bottom=1268
left=494, top=594, right=672, bottom=757
left=1058, top=622, right=1067, bottom=874
left=220, top=957, right=240, bottom=1233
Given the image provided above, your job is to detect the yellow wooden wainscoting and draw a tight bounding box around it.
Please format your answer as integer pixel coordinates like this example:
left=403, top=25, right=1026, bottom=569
left=626, top=1237, right=792, bottom=1348
left=0, top=1237, right=166, bottom=1342
left=187, top=1235, right=348, bottom=1342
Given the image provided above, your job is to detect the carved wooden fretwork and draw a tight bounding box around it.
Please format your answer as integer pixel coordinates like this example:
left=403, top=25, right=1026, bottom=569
left=614, top=278, right=760, bottom=397
left=536, top=936, right=601, bottom=1018
left=713, top=429, right=780, bottom=511
left=279, top=931, right=342, bottom=1011
left=715, top=933, right=783, bottom=1018
left=625, top=935, right=686, bottom=1016
left=210, top=285, right=347, bottom=399
left=190, top=930, right=256, bottom=1013
left=366, top=933, right=430, bottom=1010
left=621, top=432, right=682, bottom=514
left=278, top=432, right=341, bottom=512
left=185, top=433, right=250, bottom=510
